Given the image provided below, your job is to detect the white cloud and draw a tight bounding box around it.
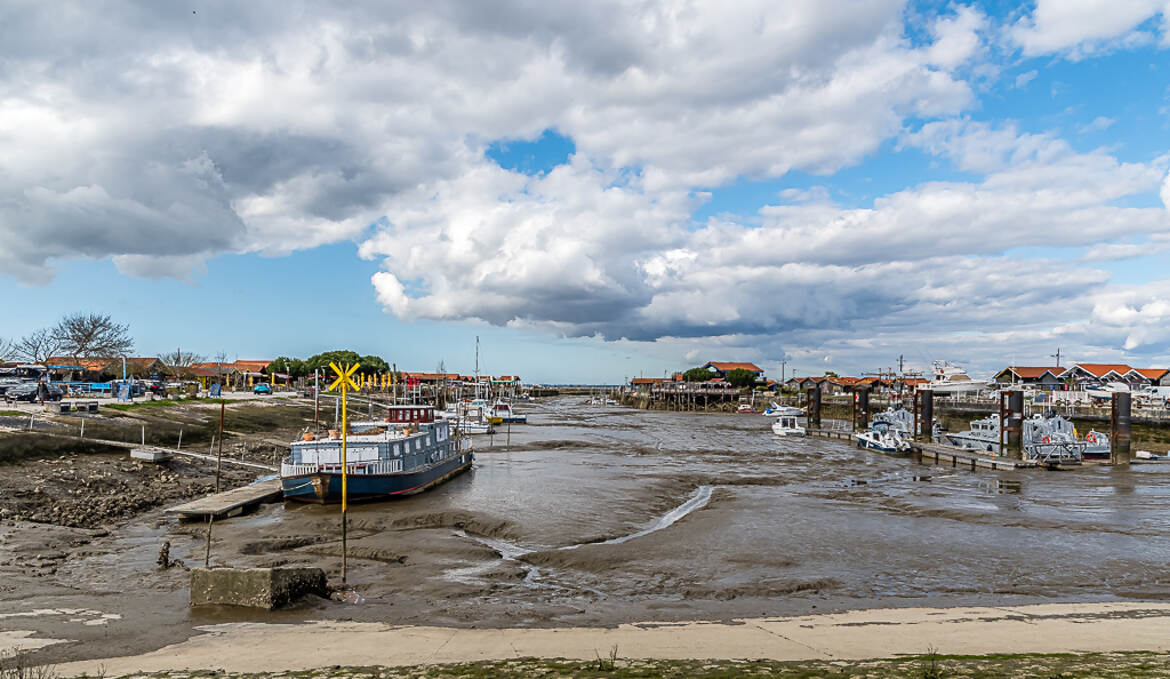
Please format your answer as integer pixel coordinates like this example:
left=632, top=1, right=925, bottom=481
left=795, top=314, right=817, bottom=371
left=1079, top=116, right=1117, bottom=134
left=0, top=0, right=978, bottom=284
left=1011, top=0, right=1169, bottom=57
left=1014, top=70, right=1038, bottom=88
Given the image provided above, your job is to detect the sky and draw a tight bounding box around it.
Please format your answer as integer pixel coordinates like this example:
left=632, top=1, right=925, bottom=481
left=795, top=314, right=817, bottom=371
left=2, top=1, right=1170, bottom=383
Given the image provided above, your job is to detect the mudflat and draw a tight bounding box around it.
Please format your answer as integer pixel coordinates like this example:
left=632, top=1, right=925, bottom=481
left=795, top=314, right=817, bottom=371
left=3, top=397, right=1170, bottom=670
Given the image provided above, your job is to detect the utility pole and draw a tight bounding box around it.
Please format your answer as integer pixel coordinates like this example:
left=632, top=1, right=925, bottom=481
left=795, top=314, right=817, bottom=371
left=781, top=360, right=787, bottom=384
left=1051, top=348, right=1061, bottom=367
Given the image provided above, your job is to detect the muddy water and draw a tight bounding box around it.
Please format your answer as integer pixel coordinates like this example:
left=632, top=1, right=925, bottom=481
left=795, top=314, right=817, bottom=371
left=8, top=396, right=1170, bottom=662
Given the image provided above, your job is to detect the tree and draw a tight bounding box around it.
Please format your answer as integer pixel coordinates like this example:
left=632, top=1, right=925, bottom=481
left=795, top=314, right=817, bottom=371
left=15, top=328, right=61, bottom=364
left=824, top=371, right=839, bottom=378
left=51, top=312, right=133, bottom=360
left=682, top=367, right=714, bottom=382
left=269, top=356, right=309, bottom=379
left=304, top=350, right=388, bottom=376
left=162, top=348, right=205, bottom=378
left=358, top=355, right=389, bottom=375
left=725, top=368, right=759, bottom=389
left=0, top=336, right=15, bottom=362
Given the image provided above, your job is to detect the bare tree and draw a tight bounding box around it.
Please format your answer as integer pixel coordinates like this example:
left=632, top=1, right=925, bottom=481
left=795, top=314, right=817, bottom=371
left=213, top=351, right=230, bottom=386
left=0, top=337, right=16, bottom=362
left=15, top=328, right=62, bottom=364
left=162, top=348, right=206, bottom=379
left=51, top=312, right=134, bottom=360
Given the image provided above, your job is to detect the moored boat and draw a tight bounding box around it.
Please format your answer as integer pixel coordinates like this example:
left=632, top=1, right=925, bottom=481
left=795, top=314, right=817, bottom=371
left=281, top=405, right=472, bottom=503
left=489, top=399, right=527, bottom=424
left=771, top=410, right=805, bottom=436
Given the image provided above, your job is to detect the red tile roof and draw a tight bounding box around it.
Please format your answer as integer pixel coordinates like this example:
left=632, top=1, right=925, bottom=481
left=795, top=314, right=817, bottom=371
left=1001, top=366, right=1065, bottom=379
left=1135, top=368, right=1169, bottom=380
left=704, top=361, right=764, bottom=373
left=1070, top=363, right=1134, bottom=378
left=232, top=360, right=272, bottom=372
left=630, top=378, right=665, bottom=385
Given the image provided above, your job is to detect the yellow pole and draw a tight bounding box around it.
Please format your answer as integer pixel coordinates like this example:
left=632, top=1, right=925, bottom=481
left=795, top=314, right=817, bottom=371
left=341, top=376, right=348, bottom=583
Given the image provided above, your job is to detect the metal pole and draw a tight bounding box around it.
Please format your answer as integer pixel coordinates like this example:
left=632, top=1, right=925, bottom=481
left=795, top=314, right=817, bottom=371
left=216, top=399, right=225, bottom=492
left=341, top=378, right=349, bottom=584
left=204, top=515, right=213, bottom=567
left=314, top=368, right=320, bottom=428
left=80, top=417, right=84, bottom=439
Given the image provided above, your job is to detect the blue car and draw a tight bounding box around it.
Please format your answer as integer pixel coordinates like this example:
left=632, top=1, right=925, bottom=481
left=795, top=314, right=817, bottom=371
left=253, top=383, right=273, bottom=395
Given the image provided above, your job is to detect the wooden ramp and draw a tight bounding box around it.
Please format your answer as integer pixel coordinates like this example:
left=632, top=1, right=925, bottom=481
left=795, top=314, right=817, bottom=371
left=913, top=442, right=1038, bottom=470
left=166, top=478, right=284, bottom=520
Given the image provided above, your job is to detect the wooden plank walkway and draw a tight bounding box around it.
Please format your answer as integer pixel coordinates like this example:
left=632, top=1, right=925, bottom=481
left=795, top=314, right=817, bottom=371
left=913, top=442, right=1037, bottom=470
left=166, top=478, right=284, bottom=520
left=806, top=428, right=1039, bottom=470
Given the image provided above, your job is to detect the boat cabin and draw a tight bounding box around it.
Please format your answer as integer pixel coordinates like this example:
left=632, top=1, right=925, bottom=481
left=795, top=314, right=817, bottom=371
left=386, top=405, right=435, bottom=424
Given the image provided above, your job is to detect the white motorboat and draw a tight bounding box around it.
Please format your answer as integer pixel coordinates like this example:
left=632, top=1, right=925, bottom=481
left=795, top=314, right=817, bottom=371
left=929, top=361, right=987, bottom=394
left=771, top=413, right=806, bottom=436
left=854, top=426, right=911, bottom=454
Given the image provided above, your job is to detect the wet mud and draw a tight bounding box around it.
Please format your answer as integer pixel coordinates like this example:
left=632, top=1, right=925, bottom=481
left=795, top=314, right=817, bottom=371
left=3, top=397, right=1170, bottom=665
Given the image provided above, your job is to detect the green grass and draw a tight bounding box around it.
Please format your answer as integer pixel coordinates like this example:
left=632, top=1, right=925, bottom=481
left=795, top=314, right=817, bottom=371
left=0, top=410, right=24, bottom=417
left=121, top=652, right=1170, bottom=679
left=102, top=397, right=205, bottom=412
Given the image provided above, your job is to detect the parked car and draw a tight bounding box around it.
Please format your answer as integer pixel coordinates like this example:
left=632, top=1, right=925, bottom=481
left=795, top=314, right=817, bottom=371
left=253, top=383, right=273, bottom=395
left=5, top=383, right=64, bottom=402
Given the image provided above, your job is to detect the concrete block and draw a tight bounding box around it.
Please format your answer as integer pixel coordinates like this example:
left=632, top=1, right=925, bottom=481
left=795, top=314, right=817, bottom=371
left=190, top=567, right=328, bottom=609
left=130, top=448, right=172, bottom=462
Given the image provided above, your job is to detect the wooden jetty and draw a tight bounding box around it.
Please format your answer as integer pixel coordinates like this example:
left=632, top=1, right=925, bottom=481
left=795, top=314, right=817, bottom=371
left=912, top=442, right=1037, bottom=470
left=805, top=427, right=854, bottom=443
left=166, top=478, right=284, bottom=520
left=807, top=427, right=1038, bottom=470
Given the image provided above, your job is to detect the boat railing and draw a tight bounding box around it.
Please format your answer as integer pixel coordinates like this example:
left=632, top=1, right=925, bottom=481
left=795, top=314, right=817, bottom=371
left=281, top=459, right=405, bottom=476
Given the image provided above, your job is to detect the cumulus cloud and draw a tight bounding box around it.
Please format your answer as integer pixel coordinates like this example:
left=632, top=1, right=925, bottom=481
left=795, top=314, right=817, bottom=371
left=1, top=0, right=980, bottom=285
left=361, top=119, right=1170, bottom=374
left=1010, top=0, right=1169, bottom=57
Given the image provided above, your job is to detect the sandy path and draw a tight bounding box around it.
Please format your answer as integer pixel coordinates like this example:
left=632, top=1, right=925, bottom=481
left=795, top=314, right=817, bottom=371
left=57, top=602, right=1170, bottom=676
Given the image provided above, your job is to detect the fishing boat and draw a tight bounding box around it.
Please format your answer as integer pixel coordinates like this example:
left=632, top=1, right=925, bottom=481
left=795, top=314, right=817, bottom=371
left=770, top=407, right=806, bottom=436
left=488, top=399, right=527, bottom=424
left=281, top=405, right=472, bottom=503
left=948, top=411, right=1083, bottom=465
left=1082, top=428, right=1110, bottom=459
left=440, top=401, right=493, bottom=434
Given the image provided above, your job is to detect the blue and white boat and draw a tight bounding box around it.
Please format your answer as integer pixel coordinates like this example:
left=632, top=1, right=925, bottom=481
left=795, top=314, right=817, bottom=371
left=281, top=405, right=472, bottom=503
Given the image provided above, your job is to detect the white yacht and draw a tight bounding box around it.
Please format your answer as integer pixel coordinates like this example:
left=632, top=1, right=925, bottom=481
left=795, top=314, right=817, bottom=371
left=929, top=361, right=987, bottom=394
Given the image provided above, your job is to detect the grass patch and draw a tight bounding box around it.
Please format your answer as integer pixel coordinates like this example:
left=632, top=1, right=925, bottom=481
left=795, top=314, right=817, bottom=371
left=102, top=397, right=206, bottom=412
left=0, top=410, right=24, bottom=417
left=120, top=652, right=1170, bottom=679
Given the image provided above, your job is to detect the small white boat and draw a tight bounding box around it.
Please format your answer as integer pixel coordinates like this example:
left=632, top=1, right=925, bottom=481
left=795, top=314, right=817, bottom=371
left=771, top=414, right=806, bottom=436
left=855, top=425, right=911, bottom=454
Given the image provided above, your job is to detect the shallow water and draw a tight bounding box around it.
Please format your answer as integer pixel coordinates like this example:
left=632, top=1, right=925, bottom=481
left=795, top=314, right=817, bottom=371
left=330, top=397, right=1170, bottom=609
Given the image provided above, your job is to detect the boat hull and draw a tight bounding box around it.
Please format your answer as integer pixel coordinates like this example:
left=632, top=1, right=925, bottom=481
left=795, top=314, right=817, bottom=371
left=282, top=453, right=474, bottom=504
left=855, top=436, right=910, bottom=455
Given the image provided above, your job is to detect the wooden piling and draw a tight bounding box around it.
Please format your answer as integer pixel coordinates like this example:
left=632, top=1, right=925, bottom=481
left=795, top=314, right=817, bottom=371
left=1112, top=392, right=1132, bottom=465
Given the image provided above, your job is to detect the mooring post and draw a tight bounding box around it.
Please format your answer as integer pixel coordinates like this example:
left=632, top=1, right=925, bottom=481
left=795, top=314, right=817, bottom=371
left=80, top=417, right=84, bottom=439
left=1112, top=392, right=1131, bottom=465
left=1004, top=390, right=1024, bottom=460
left=855, top=387, right=870, bottom=431
left=918, top=389, right=933, bottom=442
left=807, top=387, right=821, bottom=429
